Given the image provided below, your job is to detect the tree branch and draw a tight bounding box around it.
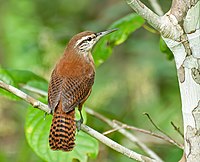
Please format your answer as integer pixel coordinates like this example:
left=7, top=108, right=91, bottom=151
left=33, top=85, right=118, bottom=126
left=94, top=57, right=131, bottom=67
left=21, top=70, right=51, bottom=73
left=0, top=80, right=158, bottom=162
left=125, top=0, right=161, bottom=31
left=143, top=112, right=183, bottom=149
left=87, top=108, right=183, bottom=149
left=81, top=124, right=158, bottom=162
left=114, top=120, right=184, bottom=149
left=21, top=84, right=164, bottom=160
left=86, top=108, right=164, bottom=161
left=125, top=0, right=184, bottom=40
left=20, top=84, right=183, bottom=159
left=0, top=80, right=51, bottom=114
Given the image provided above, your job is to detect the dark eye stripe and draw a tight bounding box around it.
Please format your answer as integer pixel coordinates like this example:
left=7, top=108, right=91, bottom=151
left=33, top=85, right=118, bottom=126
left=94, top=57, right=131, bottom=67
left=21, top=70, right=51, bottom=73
left=87, top=37, right=92, bottom=41
left=78, top=34, right=96, bottom=47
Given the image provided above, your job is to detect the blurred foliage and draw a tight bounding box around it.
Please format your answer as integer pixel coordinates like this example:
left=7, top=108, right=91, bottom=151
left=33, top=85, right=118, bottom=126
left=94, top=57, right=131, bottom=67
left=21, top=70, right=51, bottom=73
left=0, top=0, right=183, bottom=162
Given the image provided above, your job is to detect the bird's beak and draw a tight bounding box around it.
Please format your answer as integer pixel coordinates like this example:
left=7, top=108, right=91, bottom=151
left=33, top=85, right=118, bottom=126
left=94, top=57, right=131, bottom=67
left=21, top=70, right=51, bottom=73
left=95, top=28, right=118, bottom=38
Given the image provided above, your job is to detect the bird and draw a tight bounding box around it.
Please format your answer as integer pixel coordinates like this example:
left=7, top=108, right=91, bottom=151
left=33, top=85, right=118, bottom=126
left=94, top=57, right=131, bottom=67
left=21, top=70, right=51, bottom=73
left=48, top=29, right=117, bottom=151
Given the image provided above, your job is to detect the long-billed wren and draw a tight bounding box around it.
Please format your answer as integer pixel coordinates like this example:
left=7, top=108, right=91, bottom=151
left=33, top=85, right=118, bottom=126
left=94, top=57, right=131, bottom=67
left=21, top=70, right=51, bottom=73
left=48, top=29, right=117, bottom=151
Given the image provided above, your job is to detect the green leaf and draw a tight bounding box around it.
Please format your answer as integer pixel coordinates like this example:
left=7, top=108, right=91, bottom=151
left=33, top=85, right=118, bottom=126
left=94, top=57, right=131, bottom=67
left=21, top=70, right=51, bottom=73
left=0, top=68, right=15, bottom=85
left=25, top=107, right=98, bottom=162
left=6, top=69, right=47, bottom=85
left=0, top=68, right=19, bottom=100
left=5, top=69, right=48, bottom=91
left=0, top=68, right=48, bottom=99
left=0, top=68, right=47, bottom=86
left=93, top=13, right=145, bottom=66
left=159, top=37, right=174, bottom=60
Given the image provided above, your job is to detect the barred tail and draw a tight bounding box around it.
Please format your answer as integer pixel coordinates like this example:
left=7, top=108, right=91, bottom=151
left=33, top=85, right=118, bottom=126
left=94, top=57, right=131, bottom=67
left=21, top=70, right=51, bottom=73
left=49, top=103, right=76, bottom=151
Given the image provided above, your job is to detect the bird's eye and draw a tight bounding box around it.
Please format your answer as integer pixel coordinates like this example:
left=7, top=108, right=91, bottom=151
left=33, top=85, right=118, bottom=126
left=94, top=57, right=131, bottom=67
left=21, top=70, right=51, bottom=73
left=87, top=37, right=92, bottom=41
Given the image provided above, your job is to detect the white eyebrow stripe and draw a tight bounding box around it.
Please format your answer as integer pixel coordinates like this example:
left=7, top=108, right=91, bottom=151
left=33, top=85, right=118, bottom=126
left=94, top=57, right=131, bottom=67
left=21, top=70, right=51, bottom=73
left=74, top=36, right=90, bottom=48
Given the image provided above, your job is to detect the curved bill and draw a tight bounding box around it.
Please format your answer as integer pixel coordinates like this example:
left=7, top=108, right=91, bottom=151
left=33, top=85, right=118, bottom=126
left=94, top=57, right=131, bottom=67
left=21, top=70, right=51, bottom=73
left=95, top=28, right=118, bottom=38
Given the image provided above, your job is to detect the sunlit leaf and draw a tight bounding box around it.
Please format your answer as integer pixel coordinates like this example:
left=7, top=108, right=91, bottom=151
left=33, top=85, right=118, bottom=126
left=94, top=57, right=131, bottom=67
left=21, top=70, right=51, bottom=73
left=93, top=13, right=145, bottom=66
left=25, top=107, right=98, bottom=162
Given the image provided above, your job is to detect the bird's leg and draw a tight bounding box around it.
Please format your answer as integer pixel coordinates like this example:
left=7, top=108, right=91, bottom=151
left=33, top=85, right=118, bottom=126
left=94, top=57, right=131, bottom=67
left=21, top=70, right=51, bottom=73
left=79, top=109, right=84, bottom=123
left=76, top=106, right=84, bottom=131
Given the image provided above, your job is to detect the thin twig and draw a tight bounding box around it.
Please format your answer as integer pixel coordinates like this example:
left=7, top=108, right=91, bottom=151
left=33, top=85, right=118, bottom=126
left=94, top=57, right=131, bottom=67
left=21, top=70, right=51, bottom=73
left=22, top=84, right=48, bottom=96
left=86, top=108, right=164, bottom=161
left=143, top=113, right=183, bottom=149
left=148, top=0, right=164, bottom=16
left=114, top=120, right=184, bottom=149
left=103, top=127, right=124, bottom=135
left=0, top=80, right=158, bottom=162
left=171, top=122, right=184, bottom=138
left=144, top=113, right=164, bottom=133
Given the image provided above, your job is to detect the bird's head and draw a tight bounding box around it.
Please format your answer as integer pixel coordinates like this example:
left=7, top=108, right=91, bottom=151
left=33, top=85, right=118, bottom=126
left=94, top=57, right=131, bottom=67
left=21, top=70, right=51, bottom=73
left=68, top=29, right=117, bottom=53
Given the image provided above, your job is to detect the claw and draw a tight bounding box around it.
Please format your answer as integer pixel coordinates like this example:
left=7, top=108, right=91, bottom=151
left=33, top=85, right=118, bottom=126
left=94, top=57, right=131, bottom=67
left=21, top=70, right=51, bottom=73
left=76, top=118, right=83, bottom=131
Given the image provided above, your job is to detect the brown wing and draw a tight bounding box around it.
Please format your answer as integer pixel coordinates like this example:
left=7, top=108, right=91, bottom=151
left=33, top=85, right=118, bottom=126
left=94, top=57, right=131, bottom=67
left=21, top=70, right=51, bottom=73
left=61, top=73, right=95, bottom=113
left=48, top=69, right=95, bottom=113
left=48, top=70, right=63, bottom=111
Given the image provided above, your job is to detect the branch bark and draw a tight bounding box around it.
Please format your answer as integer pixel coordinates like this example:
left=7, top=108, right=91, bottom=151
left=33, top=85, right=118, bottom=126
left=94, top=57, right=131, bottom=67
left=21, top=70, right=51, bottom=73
left=0, top=80, right=159, bottom=162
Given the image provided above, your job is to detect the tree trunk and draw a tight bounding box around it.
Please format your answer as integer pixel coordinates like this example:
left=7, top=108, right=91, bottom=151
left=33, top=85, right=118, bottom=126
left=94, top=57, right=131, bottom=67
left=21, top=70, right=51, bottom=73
left=162, top=1, right=200, bottom=161
left=126, top=0, right=200, bottom=161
